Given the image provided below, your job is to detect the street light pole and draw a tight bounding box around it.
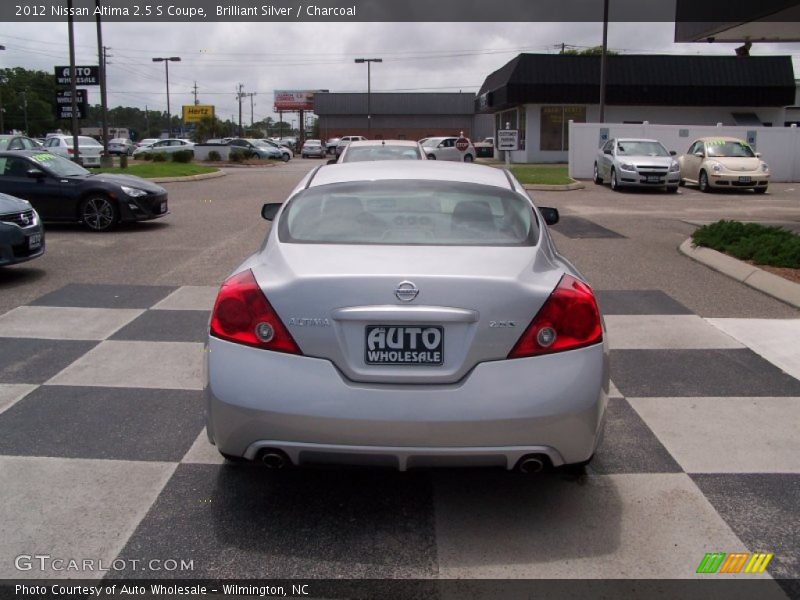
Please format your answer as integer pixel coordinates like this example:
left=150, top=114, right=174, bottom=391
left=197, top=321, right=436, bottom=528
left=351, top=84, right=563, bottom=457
left=152, top=56, right=180, bottom=135
left=355, top=58, right=381, bottom=138
left=0, top=45, right=5, bottom=134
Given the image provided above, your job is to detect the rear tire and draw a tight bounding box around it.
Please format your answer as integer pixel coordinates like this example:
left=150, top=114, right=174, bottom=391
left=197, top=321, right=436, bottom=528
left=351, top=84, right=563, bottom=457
left=427, top=154, right=436, bottom=160
left=282, top=153, right=289, bottom=162
left=699, top=170, right=711, bottom=193
left=593, top=163, right=603, bottom=185
left=80, top=195, right=118, bottom=232
left=753, top=186, right=768, bottom=194
left=463, top=154, right=474, bottom=163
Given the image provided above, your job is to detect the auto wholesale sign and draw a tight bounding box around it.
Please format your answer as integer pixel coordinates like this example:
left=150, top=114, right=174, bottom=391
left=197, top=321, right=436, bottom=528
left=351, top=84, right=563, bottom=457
left=55, top=66, right=100, bottom=86
left=182, top=105, right=215, bottom=123
left=273, top=90, right=316, bottom=111
left=55, top=89, right=88, bottom=119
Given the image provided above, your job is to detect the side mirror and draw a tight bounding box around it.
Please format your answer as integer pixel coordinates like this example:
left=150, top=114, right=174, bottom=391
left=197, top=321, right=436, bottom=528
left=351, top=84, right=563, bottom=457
left=27, top=169, right=46, bottom=180
left=694, top=151, right=704, bottom=158
left=261, top=203, right=281, bottom=221
left=755, top=152, right=762, bottom=158
left=539, top=206, right=560, bottom=226
left=603, top=148, right=612, bottom=155
left=669, top=150, right=677, bottom=156
left=326, top=158, right=338, bottom=165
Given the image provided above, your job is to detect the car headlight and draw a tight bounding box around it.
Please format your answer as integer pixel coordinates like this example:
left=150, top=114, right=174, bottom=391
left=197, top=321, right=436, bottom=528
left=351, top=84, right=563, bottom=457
left=619, top=162, right=636, bottom=171
left=669, top=161, right=680, bottom=172
left=761, top=163, right=769, bottom=172
left=709, top=162, right=723, bottom=173
left=121, top=185, right=147, bottom=198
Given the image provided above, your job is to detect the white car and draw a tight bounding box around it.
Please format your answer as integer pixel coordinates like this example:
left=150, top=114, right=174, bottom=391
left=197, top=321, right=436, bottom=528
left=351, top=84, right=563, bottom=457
left=44, top=135, right=104, bottom=167
left=335, top=135, right=368, bottom=156
left=132, top=139, right=195, bottom=158
left=421, top=137, right=476, bottom=162
left=260, top=139, right=292, bottom=160
left=108, top=138, right=135, bottom=156
left=301, top=139, right=326, bottom=158
left=337, top=140, right=425, bottom=163
left=136, top=138, right=159, bottom=149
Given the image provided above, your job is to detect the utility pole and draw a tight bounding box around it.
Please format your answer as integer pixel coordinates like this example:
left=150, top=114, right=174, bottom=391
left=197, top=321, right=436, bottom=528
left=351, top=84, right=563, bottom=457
left=249, top=92, right=256, bottom=127
left=96, top=0, right=111, bottom=165
left=0, top=45, right=6, bottom=134
left=21, top=90, right=28, bottom=133
left=192, top=81, right=199, bottom=105
left=235, top=84, right=244, bottom=136
left=599, top=0, right=609, bottom=123
left=355, top=58, right=382, bottom=138
left=67, top=0, right=80, bottom=162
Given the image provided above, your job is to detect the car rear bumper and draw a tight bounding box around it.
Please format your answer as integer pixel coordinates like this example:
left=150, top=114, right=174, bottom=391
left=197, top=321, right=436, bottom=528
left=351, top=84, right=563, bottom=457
left=206, top=337, right=609, bottom=468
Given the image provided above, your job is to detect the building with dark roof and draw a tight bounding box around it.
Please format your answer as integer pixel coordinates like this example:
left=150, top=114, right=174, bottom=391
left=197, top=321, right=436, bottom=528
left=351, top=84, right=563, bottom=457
left=314, top=92, right=493, bottom=142
left=477, top=53, right=796, bottom=162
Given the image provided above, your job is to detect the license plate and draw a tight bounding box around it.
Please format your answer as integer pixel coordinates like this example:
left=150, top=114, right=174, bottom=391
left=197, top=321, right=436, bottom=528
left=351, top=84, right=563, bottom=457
left=365, top=325, right=444, bottom=366
left=28, top=233, right=41, bottom=249
left=739, top=176, right=751, bottom=183
left=646, top=175, right=661, bottom=183
left=160, top=202, right=167, bottom=213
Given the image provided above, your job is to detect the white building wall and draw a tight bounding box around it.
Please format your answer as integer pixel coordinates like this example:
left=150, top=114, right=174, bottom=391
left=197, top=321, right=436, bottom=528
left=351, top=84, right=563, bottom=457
left=568, top=122, right=800, bottom=182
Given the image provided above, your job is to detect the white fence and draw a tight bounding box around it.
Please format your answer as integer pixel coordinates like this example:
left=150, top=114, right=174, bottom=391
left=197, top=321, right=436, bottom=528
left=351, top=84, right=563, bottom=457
left=568, top=122, right=800, bottom=182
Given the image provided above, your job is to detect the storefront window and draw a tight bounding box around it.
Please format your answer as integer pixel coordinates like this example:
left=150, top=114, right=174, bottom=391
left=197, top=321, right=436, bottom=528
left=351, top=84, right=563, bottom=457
left=540, top=106, right=586, bottom=151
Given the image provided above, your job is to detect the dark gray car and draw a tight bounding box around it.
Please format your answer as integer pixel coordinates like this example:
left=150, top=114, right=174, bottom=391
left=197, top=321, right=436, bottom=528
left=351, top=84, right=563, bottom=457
left=0, top=192, right=44, bottom=266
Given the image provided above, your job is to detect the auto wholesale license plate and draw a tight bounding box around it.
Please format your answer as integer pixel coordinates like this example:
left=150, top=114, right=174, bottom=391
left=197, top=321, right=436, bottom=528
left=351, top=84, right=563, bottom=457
left=160, top=202, right=167, bottom=213
left=739, top=176, right=752, bottom=183
left=646, top=175, right=661, bottom=183
left=28, top=233, right=42, bottom=249
left=365, top=325, right=444, bottom=366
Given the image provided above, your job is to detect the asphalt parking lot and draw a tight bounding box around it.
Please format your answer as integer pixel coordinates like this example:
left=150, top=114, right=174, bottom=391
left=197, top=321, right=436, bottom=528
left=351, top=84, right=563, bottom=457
left=0, top=161, right=798, bottom=593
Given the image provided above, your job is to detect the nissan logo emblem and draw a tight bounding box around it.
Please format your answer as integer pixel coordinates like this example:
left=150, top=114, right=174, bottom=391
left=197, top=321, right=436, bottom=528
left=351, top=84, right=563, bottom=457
left=394, top=281, right=419, bottom=302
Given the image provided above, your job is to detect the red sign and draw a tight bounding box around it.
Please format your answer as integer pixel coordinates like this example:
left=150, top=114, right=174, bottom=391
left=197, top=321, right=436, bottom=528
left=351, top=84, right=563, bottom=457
left=455, top=137, right=470, bottom=152
left=273, top=90, right=315, bottom=111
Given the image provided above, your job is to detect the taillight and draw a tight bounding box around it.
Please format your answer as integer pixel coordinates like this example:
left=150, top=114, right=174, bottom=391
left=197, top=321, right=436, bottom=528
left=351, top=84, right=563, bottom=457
left=209, top=269, right=301, bottom=354
left=508, top=274, right=602, bottom=358
left=67, top=148, right=74, bottom=154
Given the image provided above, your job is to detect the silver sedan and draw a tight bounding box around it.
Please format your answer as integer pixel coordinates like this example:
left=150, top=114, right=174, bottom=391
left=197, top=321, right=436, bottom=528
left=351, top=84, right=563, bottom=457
left=594, top=138, right=681, bottom=192
left=206, top=161, right=608, bottom=472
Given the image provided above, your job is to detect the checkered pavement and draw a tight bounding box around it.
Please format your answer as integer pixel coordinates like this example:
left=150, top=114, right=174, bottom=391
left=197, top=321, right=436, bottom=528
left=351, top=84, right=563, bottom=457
left=0, top=284, right=797, bottom=591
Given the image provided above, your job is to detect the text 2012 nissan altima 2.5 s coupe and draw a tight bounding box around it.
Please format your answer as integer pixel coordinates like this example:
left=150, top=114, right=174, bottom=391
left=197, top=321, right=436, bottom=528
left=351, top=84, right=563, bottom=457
left=206, top=161, right=608, bottom=473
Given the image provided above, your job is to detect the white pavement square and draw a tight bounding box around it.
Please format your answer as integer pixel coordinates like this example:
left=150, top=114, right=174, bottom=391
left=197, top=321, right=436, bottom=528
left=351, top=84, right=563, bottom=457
left=629, top=397, right=800, bottom=474
left=181, top=428, right=224, bottom=464
left=151, top=286, right=218, bottom=311
left=45, top=341, right=205, bottom=390
left=604, top=315, right=744, bottom=350
left=434, top=473, right=755, bottom=579
left=707, top=318, right=800, bottom=381
left=0, top=306, right=143, bottom=341
left=0, top=384, right=37, bottom=415
left=0, top=456, right=175, bottom=579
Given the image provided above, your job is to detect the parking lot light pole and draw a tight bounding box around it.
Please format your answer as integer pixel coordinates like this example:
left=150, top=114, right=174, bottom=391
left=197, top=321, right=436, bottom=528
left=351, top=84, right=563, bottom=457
left=355, top=58, right=381, bottom=138
left=152, top=57, right=180, bottom=136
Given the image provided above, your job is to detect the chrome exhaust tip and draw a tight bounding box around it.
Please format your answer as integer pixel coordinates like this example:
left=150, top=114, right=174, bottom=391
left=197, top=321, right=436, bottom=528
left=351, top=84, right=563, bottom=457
left=259, top=451, right=289, bottom=469
left=517, top=455, right=546, bottom=474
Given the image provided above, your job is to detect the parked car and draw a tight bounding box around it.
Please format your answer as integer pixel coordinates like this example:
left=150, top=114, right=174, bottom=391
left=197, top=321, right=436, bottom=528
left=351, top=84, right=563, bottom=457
left=473, top=137, right=495, bottom=158
left=44, top=135, right=103, bottom=167
left=135, top=138, right=159, bottom=149
left=594, top=138, right=680, bottom=193
left=0, top=192, right=44, bottom=266
left=335, top=135, right=368, bottom=156
left=108, top=138, right=135, bottom=156
left=337, top=140, right=425, bottom=163
left=206, top=161, right=607, bottom=472
left=229, top=138, right=289, bottom=161
left=260, top=139, right=293, bottom=160
left=279, top=137, right=298, bottom=152
left=677, top=137, right=769, bottom=193
left=325, top=137, right=341, bottom=155
left=0, top=135, right=43, bottom=151
left=301, top=139, right=326, bottom=158
left=132, top=138, right=194, bottom=158
left=0, top=151, right=168, bottom=232
left=421, top=137, right=476, bottom=162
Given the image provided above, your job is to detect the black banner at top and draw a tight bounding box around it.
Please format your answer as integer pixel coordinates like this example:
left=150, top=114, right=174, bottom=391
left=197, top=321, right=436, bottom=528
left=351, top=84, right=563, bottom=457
left=1, top=0, right=799, bottom=22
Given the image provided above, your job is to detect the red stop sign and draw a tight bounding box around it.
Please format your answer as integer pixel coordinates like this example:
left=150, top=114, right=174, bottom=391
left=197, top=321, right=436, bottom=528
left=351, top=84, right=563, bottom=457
left=455, top=137, right=470, bottom=152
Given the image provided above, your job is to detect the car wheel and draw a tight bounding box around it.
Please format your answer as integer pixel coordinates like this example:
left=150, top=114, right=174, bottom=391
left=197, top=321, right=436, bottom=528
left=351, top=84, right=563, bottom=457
left=427, top=154, right=436, bottom=160
left=593, top=163, right=603, bottom=184
left=666, top=186, right=679, bottom=193
left=679, top=178, right=686, bottom=187
left=80, top=195, right=118, bottom=232
left=698, top=170, right=711, bottom=193
left=463, top=154, right=474, bottom=163
left=281, top=153, right=289, bottom=162
left=753, top=186, right=767, bottom=194
left=610, top=168, right=621, bottom=191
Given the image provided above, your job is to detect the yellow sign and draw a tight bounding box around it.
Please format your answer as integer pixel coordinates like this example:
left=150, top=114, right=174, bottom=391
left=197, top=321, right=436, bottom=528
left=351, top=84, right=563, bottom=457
left=182, top=105, right=214, bottom=123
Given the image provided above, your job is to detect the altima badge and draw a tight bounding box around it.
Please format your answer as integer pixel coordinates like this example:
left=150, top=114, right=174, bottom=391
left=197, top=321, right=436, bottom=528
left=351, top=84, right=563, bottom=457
left=394, top=281, right=419, bottom=302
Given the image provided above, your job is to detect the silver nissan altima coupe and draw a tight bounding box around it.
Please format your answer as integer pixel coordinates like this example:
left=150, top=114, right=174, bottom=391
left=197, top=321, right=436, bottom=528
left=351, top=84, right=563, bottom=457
left=206, top=161, right=608, bottom=472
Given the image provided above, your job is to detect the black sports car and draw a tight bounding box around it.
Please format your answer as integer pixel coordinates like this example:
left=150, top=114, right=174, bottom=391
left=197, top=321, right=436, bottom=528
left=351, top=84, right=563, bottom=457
left=0, top=192, right=45, bottom=266
left=0, top=150, right=169, bottom=232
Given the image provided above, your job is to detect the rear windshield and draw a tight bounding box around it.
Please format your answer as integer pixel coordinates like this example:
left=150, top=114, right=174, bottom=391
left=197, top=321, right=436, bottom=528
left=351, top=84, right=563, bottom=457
left=278, top=180, right=538, bottom=246
left=706, top=140, right=755, bottom=158
left=342, top=146, right=422, bottom=162
left=616, top=141, right=668, bottom=157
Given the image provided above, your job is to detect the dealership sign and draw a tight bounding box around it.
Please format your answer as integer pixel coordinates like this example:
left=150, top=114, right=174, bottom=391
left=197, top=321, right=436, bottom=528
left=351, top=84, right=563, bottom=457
left=274, top=90, right=316, bottom=111
left=182, top=105, right=215, bottom=123
left=55, top=89, right=88, bottom=119
left=55, top=66, right=100, bottom=86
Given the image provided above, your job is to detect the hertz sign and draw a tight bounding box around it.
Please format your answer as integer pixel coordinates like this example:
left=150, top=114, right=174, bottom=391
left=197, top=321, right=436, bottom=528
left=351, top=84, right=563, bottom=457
left=182, top=105, right=214, bottom=123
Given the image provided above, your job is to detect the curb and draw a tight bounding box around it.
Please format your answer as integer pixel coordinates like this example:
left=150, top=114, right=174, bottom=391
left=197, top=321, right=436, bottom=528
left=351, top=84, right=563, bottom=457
left=150, top=170, right=226, bottom=183
left=679, top=238, right=800, bottom=309
left=524, top=182, right=585, bottom=192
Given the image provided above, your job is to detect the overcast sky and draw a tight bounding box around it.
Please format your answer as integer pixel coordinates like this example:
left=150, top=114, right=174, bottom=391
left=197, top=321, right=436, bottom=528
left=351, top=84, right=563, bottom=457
left=2, top=21, right=799, bottom=124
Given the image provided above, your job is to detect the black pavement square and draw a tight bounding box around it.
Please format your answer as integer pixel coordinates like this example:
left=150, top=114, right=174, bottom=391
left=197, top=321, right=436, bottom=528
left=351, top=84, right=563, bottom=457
left=692, top=474, right=800, bottom=592
left=0, top=338, right=97, bottom=383
left=591, top=398, right=682, bottom=474
left=29, top=283, right=176, bottom=309
left=552, top=216, right=625, bottom=239
left=110, top=310, right=210, bottom=343
left=595, top=290, right=693, bottom=315
left=112, top=464, right=438, bottom=579
left=610, top=349, right=800, bottom=397
left=0, top=386, right=205, bottom=461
